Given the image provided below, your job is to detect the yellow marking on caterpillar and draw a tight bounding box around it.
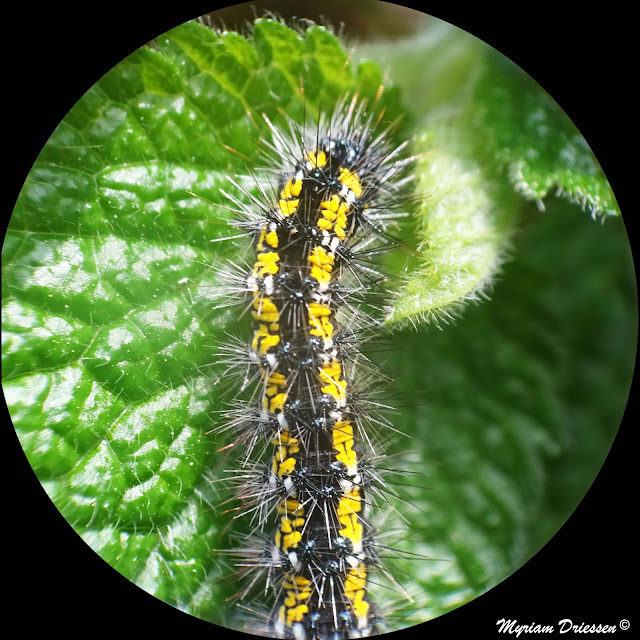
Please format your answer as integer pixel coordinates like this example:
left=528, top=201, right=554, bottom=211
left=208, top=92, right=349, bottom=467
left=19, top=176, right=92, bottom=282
left=251, top=324, right=271, bottom=351
left=309, top=315, right=334, bottom=340
left=339, top=166, right=363, bottom=198
left=308, top=302, right=332, bottom=317
left=256, top=251, right=280, bottom=273
left=251, top=325, right=265, bottom=352
left=256, top=225, right=279, bottom=252
left=253, top=251, right=280, bottom=275
left=279, top=198, right=300, bottom=217
left=274, top=444, right=288, bottom=462
left=333, top=420, right=354, bottom=443
left=255, top=329, right=280, bottom=354
left=265, top=229, right=279, bottom=248
left=251, top=323, right=279, bottom=353
left=321, top=194, right=349, bottom=215
left=252, top=295, right=279, bottom=323
left=281, top=529, right=302, bottom=551
left=333, top=421, right=357, bottom=468
left=337, top=485, right=364, bottom=545
left=274, top=439, right=300, bottom=458
left=272, top=431, right=299, bottom=446
left=311, top=265, right=332, bottom=285
left=320, top=207, right=337, bottom=222
left=308, top=245, right=335, bottom=284
left=276, top=493, right=305, bottom=551
left=277, top=498, right=304, bottom=515
left=263, top=392, right=288, bottom=413
left=320, top=195, right=350, bottom=242
left=277, top=456, right=297, bottom=478
left=286, top=604, right=309, bottom=626
left=256, top=226, right=267, bottom=252
left=294, top=575, right=311, bottom=588
left=345, top=566, right=367, bottom=592
left=282, top=576, right=310, bottom=590
left=265, top=381, right=282, bottom=399
left=279, top=573, right=313, bottom=628
left=308, top=302, right=335, bottom=341
left=337, top=488, right=363, bottom=515
left=337, top=487, right=364, bottom=543
left=281, top=176, right=303, bottom=199
left=338, top=511, right=364, bottom=545
left=334, top=214, right=348, bottom=241
left=266, top=371, right=286, bottom=386
left=319, top=360, right=347, bottom=401
left=345, top=565, right=370, bottom=622
left=307, top=150, right=327, bottom=168
left=352, top=594, right=370, bottom=624
left=307, top=246, right=335, bottom=272
left=272, top=441, right=299, bottom=481
left=284, top=589, right=311, bottom=607
left=280, top=514, right=306, bottom=533
left=253, top=295, right=278, bottom=314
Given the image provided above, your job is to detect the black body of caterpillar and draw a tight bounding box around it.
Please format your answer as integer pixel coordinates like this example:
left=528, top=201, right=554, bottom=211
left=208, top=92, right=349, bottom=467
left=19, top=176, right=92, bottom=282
left=219, top=96, right=411, bottom=640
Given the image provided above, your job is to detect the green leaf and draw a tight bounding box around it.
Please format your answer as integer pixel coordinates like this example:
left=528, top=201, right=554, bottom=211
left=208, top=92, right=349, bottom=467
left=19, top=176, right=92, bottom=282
left=383, top=199, right=635, bottom=620
left=4, top=15, right=635, bottom=633
left=474, top=52, right=618, bottom=218
left=370, top=22, right=523, bottom=326
left=385, top=124, right=520, bottom=325
left=360, top=20, right=620, bottom=325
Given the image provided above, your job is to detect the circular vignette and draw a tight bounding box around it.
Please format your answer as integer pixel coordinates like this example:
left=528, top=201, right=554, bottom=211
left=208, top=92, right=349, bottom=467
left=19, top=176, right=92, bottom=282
left=3, top=3, right=636, bottom=637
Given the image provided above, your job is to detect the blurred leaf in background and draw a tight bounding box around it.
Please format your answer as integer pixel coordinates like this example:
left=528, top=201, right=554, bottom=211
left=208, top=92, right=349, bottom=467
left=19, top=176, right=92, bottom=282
left=3, top=2, right=635, bottom=633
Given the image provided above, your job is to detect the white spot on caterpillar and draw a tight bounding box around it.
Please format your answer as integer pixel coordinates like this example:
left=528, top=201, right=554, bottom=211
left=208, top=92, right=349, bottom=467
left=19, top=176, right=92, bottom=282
left=277, top=413, right=288, bottom=428
left=266, top=353, right=278, bottom=368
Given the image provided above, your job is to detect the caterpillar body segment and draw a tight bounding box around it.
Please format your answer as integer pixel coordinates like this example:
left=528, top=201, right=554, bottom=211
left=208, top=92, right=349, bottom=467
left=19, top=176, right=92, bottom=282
left=221, top=96, right=412, bottom=640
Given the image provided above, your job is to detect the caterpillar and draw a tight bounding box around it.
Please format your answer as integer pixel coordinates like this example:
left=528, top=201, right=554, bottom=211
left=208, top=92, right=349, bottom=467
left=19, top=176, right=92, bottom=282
left=214, top=93, right=414, bottom=639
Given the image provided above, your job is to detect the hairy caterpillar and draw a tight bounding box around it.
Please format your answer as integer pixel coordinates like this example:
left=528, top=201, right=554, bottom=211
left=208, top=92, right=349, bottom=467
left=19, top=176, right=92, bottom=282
left=214, top=94, right=414, bottom=638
